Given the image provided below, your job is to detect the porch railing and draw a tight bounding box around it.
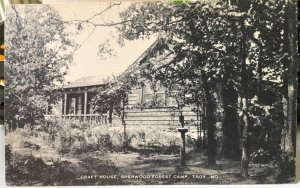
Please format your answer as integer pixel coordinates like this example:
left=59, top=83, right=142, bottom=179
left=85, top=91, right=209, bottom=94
left=44, top=114, right=108, bottom=124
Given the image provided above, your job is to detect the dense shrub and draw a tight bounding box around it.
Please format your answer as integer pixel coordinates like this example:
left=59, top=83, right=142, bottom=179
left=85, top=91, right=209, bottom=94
left=5, top=151, right=47, bottom=185
left=6, top=149, right=76, bottom=186
left=250, top=148, right=271, bottom=164
left=5, top=126, right=47, bottom=151
left=7, top=118, right=197, bottom=155
left=5, top=144, right=12, bottom=168
left=37, top=119, right=196, bottom=155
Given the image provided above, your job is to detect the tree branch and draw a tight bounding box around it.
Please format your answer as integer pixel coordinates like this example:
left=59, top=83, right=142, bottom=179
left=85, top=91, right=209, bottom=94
left=49, top=2, right=135, bottom=28
left=87, top=2, right=121, bottom=22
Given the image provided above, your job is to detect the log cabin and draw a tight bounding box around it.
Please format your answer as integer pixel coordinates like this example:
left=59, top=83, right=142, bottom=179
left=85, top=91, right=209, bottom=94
left=47, top=40, right=203, bottom=129
left=117, top=40, right=202, bottom=127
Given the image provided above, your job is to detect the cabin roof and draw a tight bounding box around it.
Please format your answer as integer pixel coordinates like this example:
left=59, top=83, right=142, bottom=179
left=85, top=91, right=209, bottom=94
left=63, top=76, right=105, bottom=89
left=62, top=40, right=160, bottom=90
left=117, top=40, right=160, bottom=81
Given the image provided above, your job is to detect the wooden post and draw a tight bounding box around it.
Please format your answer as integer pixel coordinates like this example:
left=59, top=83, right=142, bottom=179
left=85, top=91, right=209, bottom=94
left=77, top=95, right=82, bottom=114
left=140, top=83, right=144, bottom=105
left=108, top=103, right=113, bottom=124
left=59, top=98, right=63, bottom=119
left=71, top=98, right=76, bottom=114
left=177, top=127, right=188, bottom=165
left=178, top=109, right=188, bottom=166
left=64, top=93, right=67, bottom=119
left=83, top=91, right=87, bottom=122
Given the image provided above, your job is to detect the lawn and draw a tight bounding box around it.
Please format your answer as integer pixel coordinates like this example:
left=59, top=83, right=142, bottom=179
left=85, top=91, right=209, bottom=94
left=5, top=129, right=278, bottom=186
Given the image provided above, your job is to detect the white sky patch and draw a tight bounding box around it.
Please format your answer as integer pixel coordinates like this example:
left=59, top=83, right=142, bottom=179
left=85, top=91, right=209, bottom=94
left=51, top=2, right=156, bottom=82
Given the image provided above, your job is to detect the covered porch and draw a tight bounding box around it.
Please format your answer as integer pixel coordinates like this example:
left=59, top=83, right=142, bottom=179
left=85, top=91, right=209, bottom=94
left=60, top=90, right=108, bottom=124
left=46, top=76, right=111, bottom=124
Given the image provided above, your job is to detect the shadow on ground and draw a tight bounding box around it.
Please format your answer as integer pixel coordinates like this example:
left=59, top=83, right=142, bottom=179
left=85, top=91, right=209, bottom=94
left=6, top=144, right=279, bottom=186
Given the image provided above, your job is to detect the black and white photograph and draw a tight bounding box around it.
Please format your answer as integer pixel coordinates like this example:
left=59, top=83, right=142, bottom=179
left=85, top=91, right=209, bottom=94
left=4, top=0, right=298, bottom=186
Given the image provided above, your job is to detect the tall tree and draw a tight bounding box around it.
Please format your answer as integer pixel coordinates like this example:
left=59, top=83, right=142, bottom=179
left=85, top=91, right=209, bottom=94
left=278, top=0, right=297, bottom=182
left=117, top=1, right=296, bottom=176
left=117, top=1, right=237, bottom=166
left=5, top=5, right=75, bottom=131
left=64, top=0, right=296, bottom=178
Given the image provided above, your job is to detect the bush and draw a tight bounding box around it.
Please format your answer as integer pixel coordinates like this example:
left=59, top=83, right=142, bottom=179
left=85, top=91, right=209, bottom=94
left=6, top=150, right=76, bottom=186
left=5, top=144, right=12, bottom=168
left=6, top=151, right=47, bottom=185
left=250, top=148, right=271, bottom=164
left=9, top=118, right=195, bottom=155
left=277, top=153, right=295, bottom=183
left=5, top=126, right=47, bottom=152
left=48, top=119, right=124, bottom=154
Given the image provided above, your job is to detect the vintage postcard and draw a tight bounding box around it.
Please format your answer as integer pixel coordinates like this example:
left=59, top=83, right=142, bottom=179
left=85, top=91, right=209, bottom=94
left=4, top=0, right=297, bottom=186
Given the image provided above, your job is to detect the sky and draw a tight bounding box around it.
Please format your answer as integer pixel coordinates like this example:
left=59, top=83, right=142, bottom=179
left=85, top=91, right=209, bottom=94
left=52, top=2, right=156, bottom=82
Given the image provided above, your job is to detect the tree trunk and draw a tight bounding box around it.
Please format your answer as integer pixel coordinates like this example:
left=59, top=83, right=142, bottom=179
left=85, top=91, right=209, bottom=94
left=202, top=90, right=207, bottom=149
left=108, top=103, right=113, bottom=124
left=202, top=73, right=216, bottom=166
left=121, top=100, right=128, bottom=153
left=256, top=49, right=263, bottom=102
left=280, top=95, right=292, bottom=152
left=285, top=0, right=297, bottom=158
left=196, top=101, right=202, bottom=150
left=221, top=62, right=240, bottom=159
left=206, top=96, right=216, bottom=166
left=221, top=85, right=240, bottom=159
left=240, top=97, right=250, bottom=177
left=278, top=0, right=297, bottom=181
left=239, top=15, right=251, bottom=178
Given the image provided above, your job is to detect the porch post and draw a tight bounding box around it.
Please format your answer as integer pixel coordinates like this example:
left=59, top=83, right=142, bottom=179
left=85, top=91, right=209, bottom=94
left=59, top=98, right=63, bottom=120
left=64, top=93, right=67, bottom=119
left=84, top=91, right=87, bottom=122
left=140, top=82, right=144, bottom=104
left=77, top=95, right=82, bottom=114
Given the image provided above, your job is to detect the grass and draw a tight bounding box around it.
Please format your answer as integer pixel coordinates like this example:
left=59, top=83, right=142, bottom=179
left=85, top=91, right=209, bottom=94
left=6, top=149, right=279, bottom=185
left=4, top=119, right=291, bottom=185
left=6, top=135, right=279, bottom=186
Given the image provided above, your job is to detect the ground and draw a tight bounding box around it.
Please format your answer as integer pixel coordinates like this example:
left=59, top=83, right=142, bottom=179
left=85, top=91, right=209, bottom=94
left=6, top=137, right=279, bottom=186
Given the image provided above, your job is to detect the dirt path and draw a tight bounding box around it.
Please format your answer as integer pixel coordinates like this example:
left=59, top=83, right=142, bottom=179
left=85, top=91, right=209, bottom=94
left=8, top=141, right=277, bottom=185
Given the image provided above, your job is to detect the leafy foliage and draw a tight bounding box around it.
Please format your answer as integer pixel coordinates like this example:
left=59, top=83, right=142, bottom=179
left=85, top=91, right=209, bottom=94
left=4, top=0, right=296, bottom=181
left=90, top=72, right=139, bottom=115
left=23, top=119, right=190, bottom=155
left=5, top=5, right=75, bottom=130
left=116, top=0, right=295, bottom=176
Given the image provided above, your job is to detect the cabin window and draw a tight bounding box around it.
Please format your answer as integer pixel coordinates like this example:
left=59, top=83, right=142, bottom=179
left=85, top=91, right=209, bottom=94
left=141, top=83, right=164, bottom=107
left=166, top=95, right=177, bottom=106
left=140, top=83, right=177, bottom=108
